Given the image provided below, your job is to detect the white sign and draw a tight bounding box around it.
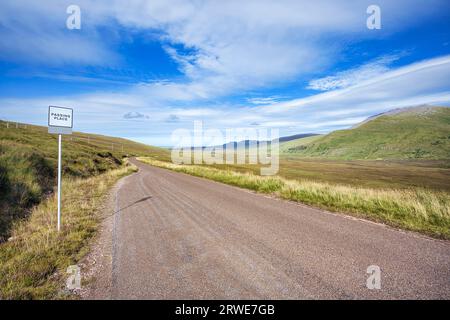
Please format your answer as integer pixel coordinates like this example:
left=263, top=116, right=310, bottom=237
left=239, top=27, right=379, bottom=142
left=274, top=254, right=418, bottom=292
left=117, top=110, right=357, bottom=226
left=47, top=106, right=74, bottom=231
left=48, top=106, right=73, bottom=135
left=49, top=106, right=73, bottom=128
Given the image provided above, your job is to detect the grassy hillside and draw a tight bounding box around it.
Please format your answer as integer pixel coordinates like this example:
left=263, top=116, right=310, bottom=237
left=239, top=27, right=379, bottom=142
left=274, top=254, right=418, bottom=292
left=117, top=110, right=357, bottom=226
left=286, top=106, right=450, bottom=160
left=280, top=135, right=323, bottom=153
left=169, top=108, right=450, bottom=191
left=0, top=120, right=169, bottom=241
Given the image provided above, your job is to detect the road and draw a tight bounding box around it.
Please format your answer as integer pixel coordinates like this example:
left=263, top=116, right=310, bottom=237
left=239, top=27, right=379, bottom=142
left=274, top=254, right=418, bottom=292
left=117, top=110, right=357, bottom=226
left=92, top=159, right=450, bottom=299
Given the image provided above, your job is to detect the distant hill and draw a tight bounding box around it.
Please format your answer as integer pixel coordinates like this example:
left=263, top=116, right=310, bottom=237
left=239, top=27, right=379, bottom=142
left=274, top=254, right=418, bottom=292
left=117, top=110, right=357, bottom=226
left=285, top=106, right=450, bottom=160
left=280, top=135, right=323, bottom=154
left=279, top=133, right=319, bottom=143
left=188, top=133, right=319, bottom=151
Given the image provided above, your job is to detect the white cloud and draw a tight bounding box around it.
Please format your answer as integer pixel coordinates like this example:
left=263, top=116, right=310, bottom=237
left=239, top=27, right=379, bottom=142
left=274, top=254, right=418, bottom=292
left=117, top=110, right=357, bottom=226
left=111, top=0, right=443, bottom=101
left=307, top=55, right=402, bottom=91
left=116, top=0, right=446, bottom=98
left=0, top=1, right=119, bottom=66
left=123, top=111, right=148, bottom=119
left=262, top=55, right=450, bottom=115
left=0, top=0, right=446, bottom=98
left=247, top=97, right=284, bottom=105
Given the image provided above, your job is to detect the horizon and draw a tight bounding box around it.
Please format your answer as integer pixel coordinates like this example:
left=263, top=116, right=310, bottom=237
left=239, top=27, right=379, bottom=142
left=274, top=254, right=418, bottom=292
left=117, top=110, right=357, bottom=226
left=2, top=104, right=448, bottom=148
left=1, top=1, right=450, bottom=146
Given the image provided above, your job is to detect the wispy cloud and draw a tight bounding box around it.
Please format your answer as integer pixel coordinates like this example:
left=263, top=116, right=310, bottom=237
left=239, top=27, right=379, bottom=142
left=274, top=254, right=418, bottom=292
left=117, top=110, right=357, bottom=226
left=165, top=114, right=180, bottom=123
left=307, top=55, right=402, bottom=91
left=0, top=1, right=119, bottom=66
left=247, top=97, right=284, bottom=105
left=123, top=112, right=149, bottom=120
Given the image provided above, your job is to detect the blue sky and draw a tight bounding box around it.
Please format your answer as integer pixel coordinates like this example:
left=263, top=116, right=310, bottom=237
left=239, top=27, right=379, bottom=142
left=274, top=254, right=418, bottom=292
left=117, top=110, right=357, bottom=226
left=0, top=0, right=449, bottom=146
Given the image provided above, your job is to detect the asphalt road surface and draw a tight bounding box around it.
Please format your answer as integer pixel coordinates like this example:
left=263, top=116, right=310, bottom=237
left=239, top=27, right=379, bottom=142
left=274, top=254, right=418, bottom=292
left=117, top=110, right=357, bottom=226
left=101, top=159, right=450, bottom=299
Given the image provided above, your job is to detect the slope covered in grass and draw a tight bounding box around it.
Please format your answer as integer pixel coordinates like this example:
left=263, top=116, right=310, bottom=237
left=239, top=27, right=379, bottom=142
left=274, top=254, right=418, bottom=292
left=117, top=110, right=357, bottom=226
left=0, top=121, right=169, bottom=240
left=0, top=164, right=137, bottom=299
left=280, top=135, right=323, bottom=154
left=287, top=106, right=450, bottom=160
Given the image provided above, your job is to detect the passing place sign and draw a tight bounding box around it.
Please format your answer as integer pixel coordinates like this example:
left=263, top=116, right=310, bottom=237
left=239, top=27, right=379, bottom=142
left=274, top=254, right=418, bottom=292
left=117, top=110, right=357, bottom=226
left=48, top=106, right=73, bottom=134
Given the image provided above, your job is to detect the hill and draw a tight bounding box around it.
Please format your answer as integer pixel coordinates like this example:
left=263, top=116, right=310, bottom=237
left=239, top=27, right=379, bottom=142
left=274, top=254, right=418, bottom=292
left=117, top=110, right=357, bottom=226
left=203, top=133, right=319, bottom=150
left=279, top=133, right=319, bottom=143
left=285, top=106, right=450, bottom=160
left=280, top=135, right=323, bottom=154
left=0, top=120, right=169, bottom=240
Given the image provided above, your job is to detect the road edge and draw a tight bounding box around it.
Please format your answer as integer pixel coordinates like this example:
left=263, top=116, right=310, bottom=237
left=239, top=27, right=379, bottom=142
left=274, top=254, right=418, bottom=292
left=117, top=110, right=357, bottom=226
left=76, top=171, right=138, bottom=300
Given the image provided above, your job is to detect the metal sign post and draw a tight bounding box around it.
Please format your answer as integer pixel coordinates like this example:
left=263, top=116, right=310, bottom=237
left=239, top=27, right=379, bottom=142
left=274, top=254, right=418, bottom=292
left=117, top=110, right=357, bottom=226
left=48, top=106, right=73, bottom=231
left=57, top=134, right=62, bottom=231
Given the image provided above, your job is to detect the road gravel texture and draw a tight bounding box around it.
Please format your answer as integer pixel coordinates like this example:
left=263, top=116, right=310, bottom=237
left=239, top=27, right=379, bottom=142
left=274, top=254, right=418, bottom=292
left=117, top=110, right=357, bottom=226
left=86, top=159, right=450, bottom=299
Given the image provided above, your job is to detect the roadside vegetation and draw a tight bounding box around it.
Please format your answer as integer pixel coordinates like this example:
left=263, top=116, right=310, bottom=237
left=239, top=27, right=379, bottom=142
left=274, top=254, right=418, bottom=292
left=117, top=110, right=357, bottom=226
left=0, top=121, right=167, bottom=299
left=0, top=163, right=137, bottom=299
left=209, top=159, right=450, bottom=191
left=138, top=158, right=450, bottom=239
left=0, top=120, right=169, bottom=241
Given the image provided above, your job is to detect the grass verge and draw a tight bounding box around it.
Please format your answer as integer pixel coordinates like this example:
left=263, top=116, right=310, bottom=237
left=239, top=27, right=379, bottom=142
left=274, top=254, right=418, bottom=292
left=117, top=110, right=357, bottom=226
left=0, top=120, right=170, bottom=241
left=0, top=163, right=137, bottom=299
left=137, top=157, right=450, bottom=239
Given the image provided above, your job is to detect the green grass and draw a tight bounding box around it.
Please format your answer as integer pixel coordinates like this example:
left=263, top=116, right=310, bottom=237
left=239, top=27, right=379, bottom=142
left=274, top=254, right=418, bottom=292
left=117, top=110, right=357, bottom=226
left=280, top=135, right=323, bottom=153
left=284, top=106, right=450, bottom=160
left=138, top=158, right=450, bottom=239
left=278, top=159, right=450, bottom=191
left=0, top=164, right=137, bottom=299
left=211, top=159, right=450, bottom=191
left=0, top=121, right=169, bottom=241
